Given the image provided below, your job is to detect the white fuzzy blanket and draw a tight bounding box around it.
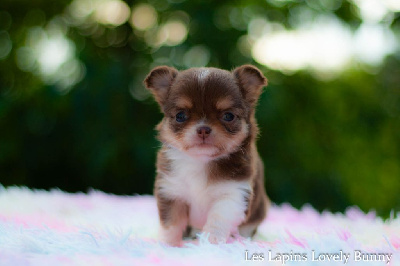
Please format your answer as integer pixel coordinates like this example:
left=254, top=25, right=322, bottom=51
left=0, top=186, right=399, bottom=265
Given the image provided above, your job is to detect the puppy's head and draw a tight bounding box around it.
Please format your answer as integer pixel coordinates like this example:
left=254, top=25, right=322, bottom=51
left=144, top=65, right=267, bottom=160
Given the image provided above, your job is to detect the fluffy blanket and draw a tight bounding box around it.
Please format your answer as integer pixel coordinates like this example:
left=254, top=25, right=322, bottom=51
left=0, top=186, right=399, bottom=265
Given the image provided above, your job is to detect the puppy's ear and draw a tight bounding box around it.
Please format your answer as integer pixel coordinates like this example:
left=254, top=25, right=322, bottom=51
left=144, top=66, right=178, bottom=106
left=233, top=65, right=267, bottom=106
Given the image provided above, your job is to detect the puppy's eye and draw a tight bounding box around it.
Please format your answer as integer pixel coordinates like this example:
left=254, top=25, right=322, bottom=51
left=222, top=112, right=235, bottom=122
left=175, top=111, right=188, bottom=123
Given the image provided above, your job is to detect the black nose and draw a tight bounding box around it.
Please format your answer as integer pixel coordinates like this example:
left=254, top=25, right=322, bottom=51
left=197, top=126, right=212, bottom=139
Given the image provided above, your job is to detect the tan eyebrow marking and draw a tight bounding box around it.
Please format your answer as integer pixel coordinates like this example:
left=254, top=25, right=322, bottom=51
left=216, top=97, right=234, bottom=110
left=175, top=96, right=193, bottom=109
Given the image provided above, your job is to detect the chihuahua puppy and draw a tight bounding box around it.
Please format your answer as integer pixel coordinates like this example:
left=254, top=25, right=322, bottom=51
left=144, top=65, right=269, bottom=246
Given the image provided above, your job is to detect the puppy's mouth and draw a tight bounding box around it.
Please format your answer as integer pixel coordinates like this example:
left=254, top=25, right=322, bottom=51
left=191, top=143, right=215, bottom=148
left=185, top=143, right=221, bottom=159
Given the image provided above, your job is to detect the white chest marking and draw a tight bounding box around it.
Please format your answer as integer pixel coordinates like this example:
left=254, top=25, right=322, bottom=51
left=158, top=148, right=251, bottom=229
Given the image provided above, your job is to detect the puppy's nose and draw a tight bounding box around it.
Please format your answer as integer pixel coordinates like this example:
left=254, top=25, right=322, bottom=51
left=197, top=126, right=212, bottom=139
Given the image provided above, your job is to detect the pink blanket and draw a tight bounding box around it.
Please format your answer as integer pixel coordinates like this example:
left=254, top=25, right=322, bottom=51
left=0, top=186, right=398, bottom=265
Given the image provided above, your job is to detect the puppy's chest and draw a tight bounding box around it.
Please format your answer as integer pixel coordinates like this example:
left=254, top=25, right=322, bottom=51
left=160, top=155, right=215, bottom=227
left=159, top=149, right=251, bottom=228
left=165, top=158, right=211, bottom=206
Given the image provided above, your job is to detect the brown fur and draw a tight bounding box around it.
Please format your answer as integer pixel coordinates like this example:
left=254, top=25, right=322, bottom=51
left=145, top=65, right=270, bottom=245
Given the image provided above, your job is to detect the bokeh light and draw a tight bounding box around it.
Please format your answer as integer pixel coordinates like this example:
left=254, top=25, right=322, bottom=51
left=130, top=4, right=157, bottom=31
left=183, top=45, right=211, bottom=68
left=67, top=0, right=96, bottom=23
left=251, top=13, right=398, bottom=78
left=252, top=16, right=353, bottom=76
left=351, top=0, right=399, bottom=22
left=354, top=23, right=397, bottom=65
left=143, top=19, right=188, bottom=48
left=15, top=21, right=84, bottom=92
left=94, top=0, right=130, bottom=27
left=67, top=0, right=130, bottom=27
left=159, top=20, right=188, bottom=46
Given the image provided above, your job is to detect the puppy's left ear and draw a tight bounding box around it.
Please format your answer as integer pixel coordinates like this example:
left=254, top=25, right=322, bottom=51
left=233, top=65, right=267, bottom=106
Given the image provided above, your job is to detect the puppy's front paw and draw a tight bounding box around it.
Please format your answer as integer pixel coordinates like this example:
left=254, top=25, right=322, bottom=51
left=160, top=236, right=182, bottom=247
left=203, top=226, right=229, bottom=244
left=159, top=226, right=183, bottom=247
left=207, top=232, right=226, bottom=244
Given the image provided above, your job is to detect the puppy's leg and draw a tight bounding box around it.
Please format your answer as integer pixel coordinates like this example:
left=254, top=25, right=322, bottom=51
left=157, top=196, right=188, bottom=247
left=203, top=187, right=248, bottom=244
left=239, top=178, right=270, bottom=238
left=238, top=159, right=269, bottom=239
left=238, top=223, right=257, bottom=238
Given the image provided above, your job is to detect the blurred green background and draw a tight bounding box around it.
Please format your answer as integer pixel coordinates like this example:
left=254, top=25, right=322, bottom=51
left=0, top=0, right=399, bottom=216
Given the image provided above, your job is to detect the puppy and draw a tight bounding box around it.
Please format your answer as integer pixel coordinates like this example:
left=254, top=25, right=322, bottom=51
left=144, top=65, right=269, bottom=246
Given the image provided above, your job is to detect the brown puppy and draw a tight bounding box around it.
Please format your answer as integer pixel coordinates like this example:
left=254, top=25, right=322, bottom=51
left=144, top=65, right=269, bottom=246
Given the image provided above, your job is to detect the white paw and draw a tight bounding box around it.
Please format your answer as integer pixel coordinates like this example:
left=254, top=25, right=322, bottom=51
left=203, top=226, right=229, bottom=244
left=207, top=233, right=226, bottom=244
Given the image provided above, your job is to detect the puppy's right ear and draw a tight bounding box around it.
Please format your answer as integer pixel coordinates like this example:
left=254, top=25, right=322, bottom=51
left=144, top=66, right=178, bottom=106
